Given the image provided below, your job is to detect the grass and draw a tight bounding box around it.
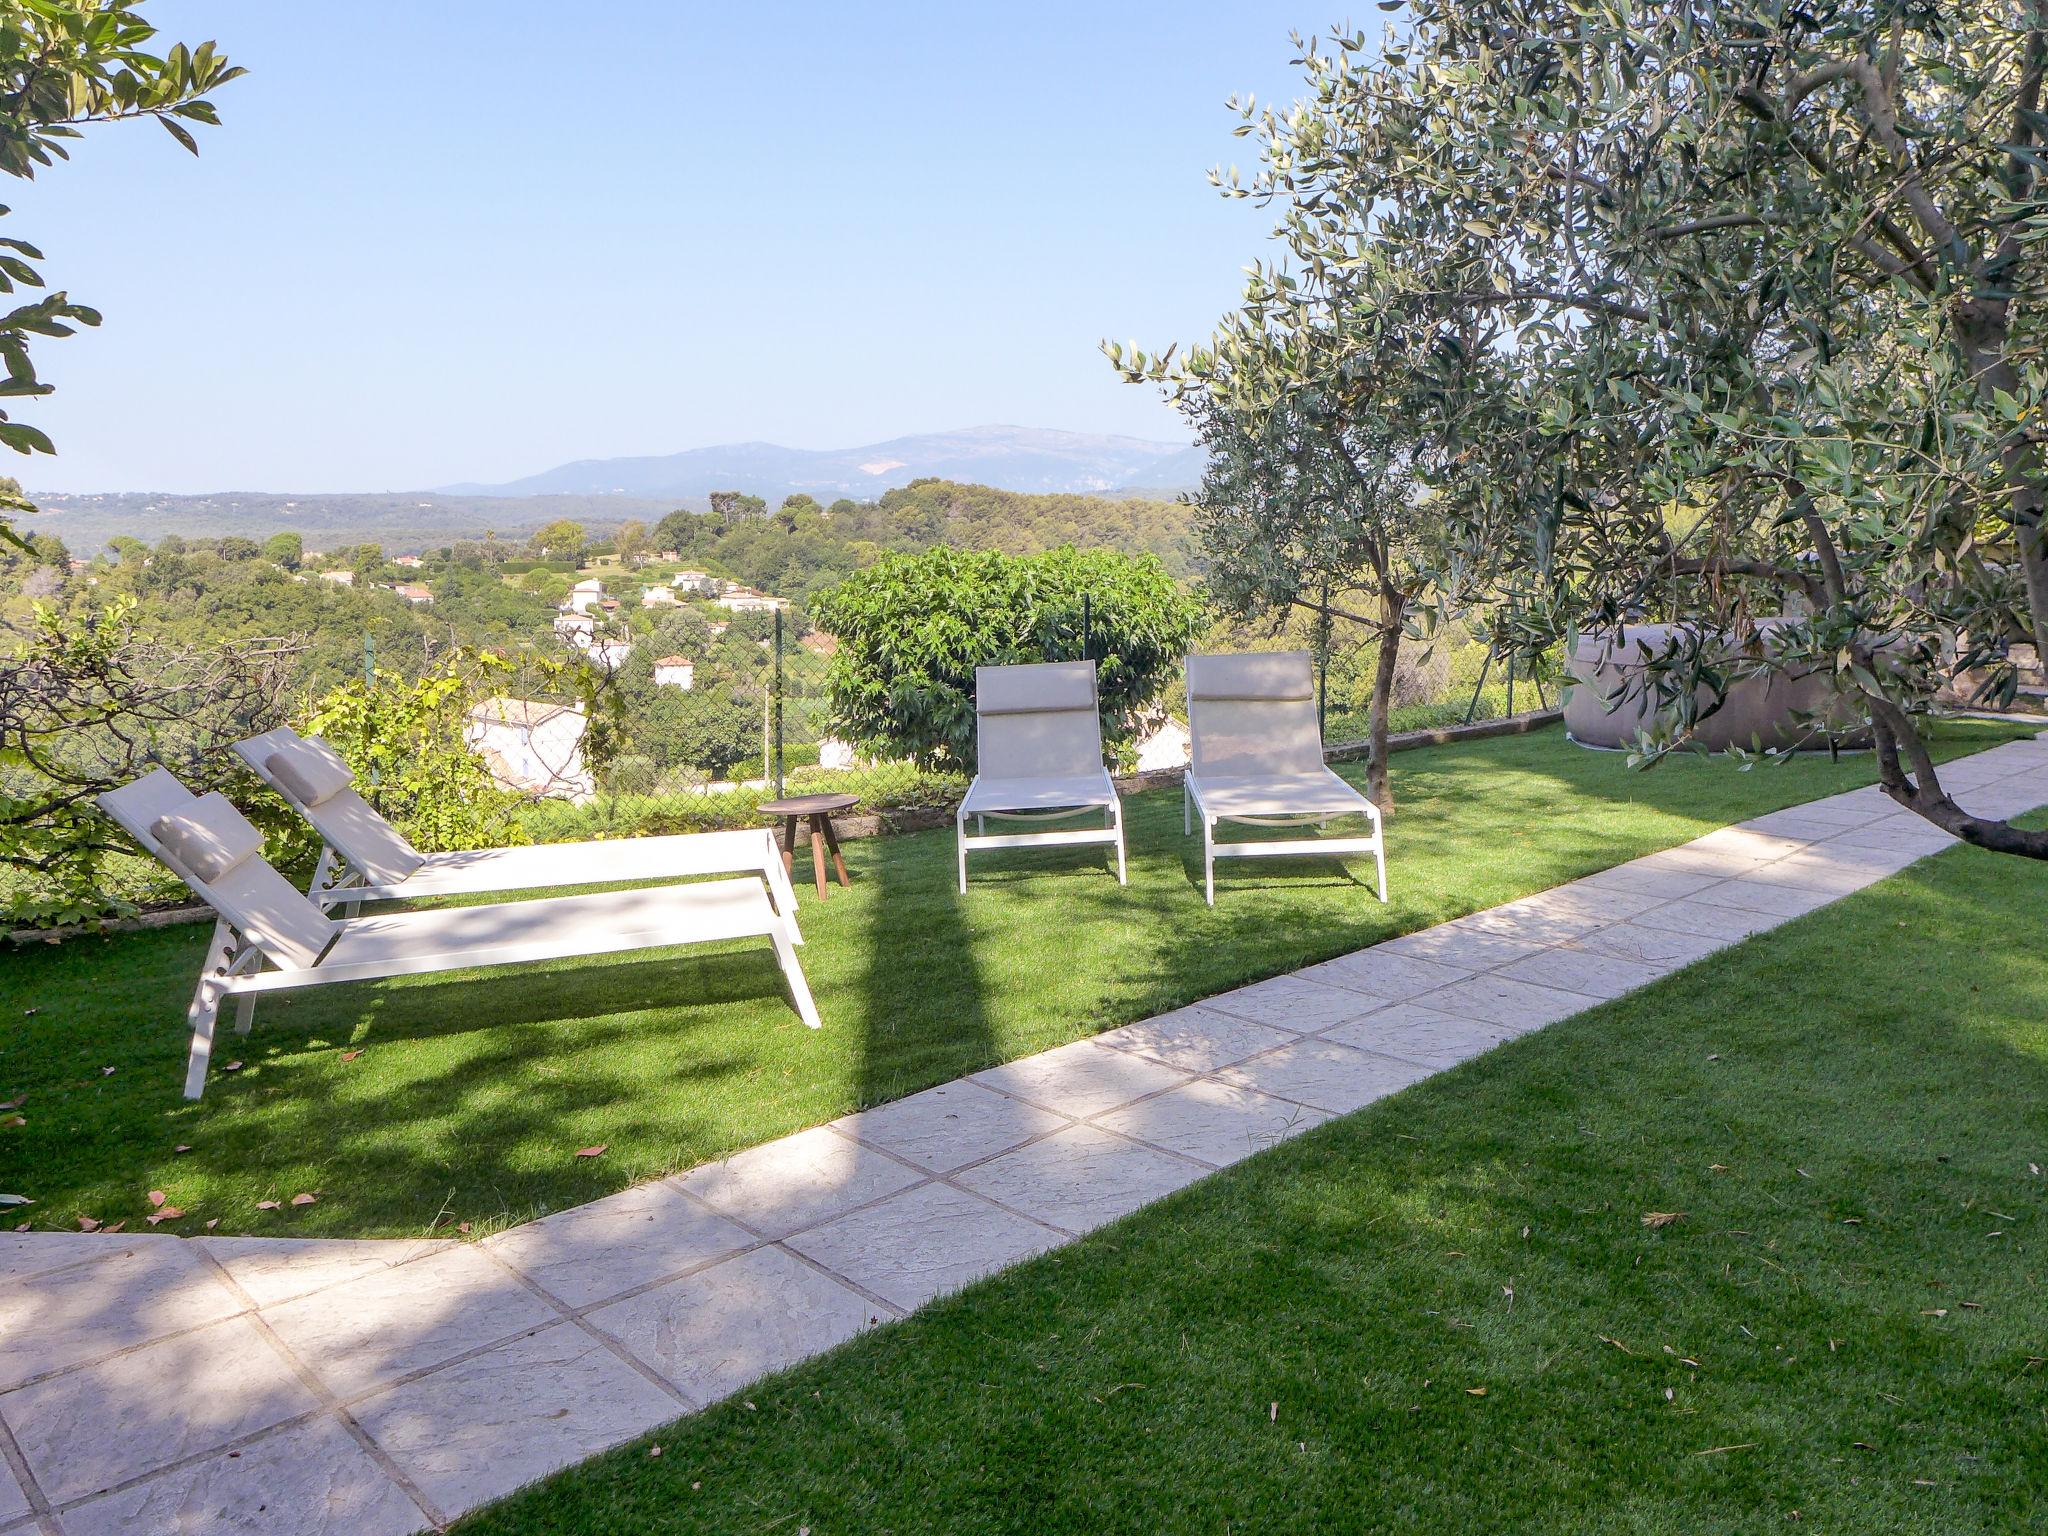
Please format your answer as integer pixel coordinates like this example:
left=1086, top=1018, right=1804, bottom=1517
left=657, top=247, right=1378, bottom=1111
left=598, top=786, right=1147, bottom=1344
left=456, top=817, right=2048, bottom=1535
left=0, top=719, right=2027, bottom=1241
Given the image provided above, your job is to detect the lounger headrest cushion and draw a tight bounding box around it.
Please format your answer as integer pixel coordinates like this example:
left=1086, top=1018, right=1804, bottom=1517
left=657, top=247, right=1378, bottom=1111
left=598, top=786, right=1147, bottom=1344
left=152, top=793, right=265, bottom=884
left=266, top=739, right=353, bottom=807
left=1187, top=650, right=1315, bottom=702
left=976, top=661, right=1096, bottom=715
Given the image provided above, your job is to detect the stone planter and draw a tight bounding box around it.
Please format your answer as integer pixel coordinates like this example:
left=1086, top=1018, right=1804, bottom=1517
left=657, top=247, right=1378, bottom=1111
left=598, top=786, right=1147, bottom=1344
left=1564, top=620, right=1871, bottom=752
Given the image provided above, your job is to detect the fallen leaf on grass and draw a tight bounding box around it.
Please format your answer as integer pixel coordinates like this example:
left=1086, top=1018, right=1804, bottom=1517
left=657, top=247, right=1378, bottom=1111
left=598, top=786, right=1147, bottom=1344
left=1693, top=1443, right=1755, bottom=1456
left=101, top=1220, right=124, bottom=1232
left=255, top=1200, right=280, bottom=1211
left=100, top=1067, right=115, bottom=1077
left=76, top=1215, right=100, bottom=1231
left=1641, top=1211, right=1685, bottom=1229
left=144, top=1207, right=184, bottom=1225
left=0, top=1096, right=23, bottom=1111
left=222, top=1061, right=242, bottom=1073
left=147, top=1190, right=167, bottom=1208
left=173, top=1144, right=191, bottom=1154
left=1921, top=1308, right=1947, bottom=1318
left=204, top=1218, right=218, bottom=1230
left=3, top=1116, right=22, bottom=1128
left=1465, top=1386, right=1488, bottom=1396
left=339, top=1050, right=362, bottom=1062
left=575, top=1145, right=608, bottom=1159
left=290, top=1193, right=317, bottom=1207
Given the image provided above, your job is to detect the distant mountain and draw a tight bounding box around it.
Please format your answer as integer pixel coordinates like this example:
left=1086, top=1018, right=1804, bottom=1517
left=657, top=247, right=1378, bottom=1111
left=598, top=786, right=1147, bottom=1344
left=439, top=424, right=1205, bottom=500
left=26, top=491, right=680, bottom=556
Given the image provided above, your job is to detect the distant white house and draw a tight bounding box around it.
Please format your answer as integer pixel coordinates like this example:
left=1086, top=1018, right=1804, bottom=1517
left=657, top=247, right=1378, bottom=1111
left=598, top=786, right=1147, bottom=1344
left=318, top=569, right=355, bottom=587
left=1135, top=716, right=1190, bottom=772
left=653, top=656, right=695, bottom=691
left=640, top=584, right=678, bottom=607
left=465, top=697, right=594, bottom=800
left=385, top=582, right=432, bottom=605
left=671, top=569, right=716, bottom=595
left=562, top=577, right=605, bottom=615
left=716, top=586, right=789, bottom=613
left=392, top=554, right=424, bottom=569
left=553, top=611, right=597, bottom=642
left=589, top=639, right=633, bottom=673
left=819, top=737, right=856, bottom=770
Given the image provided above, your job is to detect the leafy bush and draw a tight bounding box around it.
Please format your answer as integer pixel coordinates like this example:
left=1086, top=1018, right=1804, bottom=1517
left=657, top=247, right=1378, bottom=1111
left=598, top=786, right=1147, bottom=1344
left=518, top=762, right=967, bottom=843
left=811, top=545, right=1204, bottom=770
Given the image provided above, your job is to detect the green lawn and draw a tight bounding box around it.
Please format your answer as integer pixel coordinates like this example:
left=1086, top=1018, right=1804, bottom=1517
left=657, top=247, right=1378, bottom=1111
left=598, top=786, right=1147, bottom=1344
left=458, top=819, right=2048, bottom=1535
left=0, top=720, right=2025, bottom=1241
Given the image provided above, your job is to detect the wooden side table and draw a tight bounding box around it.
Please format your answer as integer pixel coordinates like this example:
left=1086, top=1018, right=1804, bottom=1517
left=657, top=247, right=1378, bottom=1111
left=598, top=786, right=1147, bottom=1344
left=760, top=792, right=859, bottom=900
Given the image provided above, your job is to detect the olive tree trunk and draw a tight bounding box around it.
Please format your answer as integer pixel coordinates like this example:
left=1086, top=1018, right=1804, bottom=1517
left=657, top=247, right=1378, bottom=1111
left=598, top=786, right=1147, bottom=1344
left=1363, top=590, right=1406, bottom=813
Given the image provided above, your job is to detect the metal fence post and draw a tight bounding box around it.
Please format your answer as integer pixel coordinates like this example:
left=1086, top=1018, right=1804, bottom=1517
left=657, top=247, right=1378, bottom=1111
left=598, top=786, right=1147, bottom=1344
left=772, top=608, right=786, bottom=798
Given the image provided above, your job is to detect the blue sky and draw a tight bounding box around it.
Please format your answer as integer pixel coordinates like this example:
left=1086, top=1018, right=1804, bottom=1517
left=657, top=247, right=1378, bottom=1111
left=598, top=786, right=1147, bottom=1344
left=12, top=1, right=1334, bottom=493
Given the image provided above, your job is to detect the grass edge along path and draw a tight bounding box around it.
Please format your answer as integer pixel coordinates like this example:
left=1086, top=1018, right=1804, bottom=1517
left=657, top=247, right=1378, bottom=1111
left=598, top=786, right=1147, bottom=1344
left=0, top=719, right=2032, bottom=1242
left=458, top=821, right=2048, bottom=1536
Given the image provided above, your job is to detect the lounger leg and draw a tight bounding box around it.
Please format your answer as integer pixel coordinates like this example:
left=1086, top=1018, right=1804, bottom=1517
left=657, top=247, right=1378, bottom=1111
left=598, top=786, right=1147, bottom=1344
left=234, top=992, right=258, bottom=1036
left=1204, top=817, right=1217, bottom=907
left=956, top=810, right=969, bottom=893
left=1183, top=781, right=1191, bottom=835
left=1374, top=830, right=1388, bottom=903
left=770, top=925, right=821, bottom=1029
left=183, top=972, right=229, bottom=1101
left=1112, top=798, right=1127, bottom=886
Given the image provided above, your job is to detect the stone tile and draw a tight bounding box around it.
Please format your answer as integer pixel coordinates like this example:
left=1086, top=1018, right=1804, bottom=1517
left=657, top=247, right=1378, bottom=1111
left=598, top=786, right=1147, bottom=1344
left=1294, top=948, right=1472, bottom=1002
left=261, top=1243, right=555, bottom=1399
left=353, top=1323, right=676, bottom=1518
left=0, top=1240, right=243, bottom=1392
left=0, top=1449, right=29, bottom=1525
left=1454, top=901, right=1606, bottom=945
left=1493, top=946, right=1668, bottom=1001
left=1216, top=1038, right=1435, bottom=1114
left=7, top=1314, right=319, bottom=1505
left=1742, top=804, right=1884, bottom=837
left=1571, top=921, right=1729, bottom=967
left=1630, top=897, right=1782, bottom=941
left=1574, top=862, right=1725, bottom=899
left=1094, top=1006, right=1295, bottom=1073
left=1095, top=1079, right=1329, bottom=1167
left=1739, top=854, right=1886, bottom=895
left=676, top=1124, right=924, bottom=1240
left=970, top=1040, right=1191, bottom=1119
left=58, top=1413, right=421, bottom=1536
left=1690, top=876, right=1842, bottom=919
left=591, top=1245, right=877, bottom=1408
left=954, top=1125, right=1205, bottom=1234
left=832, top=1080, right=1067, bottom=1176
left=485, top=1179, right=753, bottom=1309
left=1820, top=816, right=1955, bottom=853
left=198, top=1237, right=446, bottom=1310
left=1201, top=975, right=1387, bottom=1032
left=785, top=1182, right=1060, bottom=1311
left=1321, top=1002, right=1517, bottom=1071
left=0, top=1231, right=165, bottom=1286
left=1682, top=826, right=1814, bottom=863
left=1379, top=923, right=1553, bottom=971
left=1421, top=974, right=1591, bottom=1032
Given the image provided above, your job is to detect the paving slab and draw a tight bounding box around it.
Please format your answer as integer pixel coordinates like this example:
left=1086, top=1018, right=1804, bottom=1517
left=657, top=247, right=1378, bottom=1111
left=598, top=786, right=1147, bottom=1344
left=676, top=1124, right=924, bottom=1240
left=1201, top=974, right=1391, bottom=1032
left=1570, top=921, right=1730, bottom=967
left=56, top=1413, right=422, bottom=1536
left=1321, top=1002, right=1518, bottom=1071
left=785, top=1181, right=1061, bottom=1310
left=0, top=1230, right=173, bottom=1287
left=260, top=1244, right=556, bottom=1400
left=352, top=1323, right=677, bottom=1515
left=1690, top=876, right=1842, bottom=918
left=955, top=1125, right=1205, bottom=1233
left=1378, top=923, right=1552, bottom=971
left=1291, top=949, right=1473, bottom=1003
left=1093, top=1005, right=1297, bottom=1073
left=198, top=1237, right=447, bottom=1310
left=1630, top=898, right=1784, bottom=941
left=1574, top=862, right=1727, bottom=899
left=588, top=1245, right=878, bottom=1408
left=0, top=1447, right=31, bottom=1525
left=1217, top=1038, right=1436, bottom=1115
left=831, top=1079, right=1068, bottom=1175
left=0, top=1240, right=243, bottom=1392
left=1493, top=945, right=1670, bottom=1001
left=1094, top=1079, right=1331, bottom=1167
left=1421, top=973, right=1595, bottom=1031
left=7, top=1313, right=318, bottom=1505
left=484, top=1179, right=753, bottom=1309
left=970, top=1039, right=1191, bottom=1118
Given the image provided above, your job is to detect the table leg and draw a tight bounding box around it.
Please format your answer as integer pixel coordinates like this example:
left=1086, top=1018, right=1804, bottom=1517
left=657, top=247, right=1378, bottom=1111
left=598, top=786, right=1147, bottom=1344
left=781, top=817, right=799, bottom=875
left=807, top=815, right=830, bottom=900
left=820, top=815, right=851, bottom=888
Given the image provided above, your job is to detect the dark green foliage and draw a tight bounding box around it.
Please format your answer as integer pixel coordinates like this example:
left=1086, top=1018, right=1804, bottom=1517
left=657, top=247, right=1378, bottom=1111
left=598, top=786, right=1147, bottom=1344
left=812, top=545, right=1205, bottom=769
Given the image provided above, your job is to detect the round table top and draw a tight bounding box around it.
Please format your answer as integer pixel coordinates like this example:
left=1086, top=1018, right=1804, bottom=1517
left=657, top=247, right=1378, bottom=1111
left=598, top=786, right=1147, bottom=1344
left=760, top=792, right=860, bottom=817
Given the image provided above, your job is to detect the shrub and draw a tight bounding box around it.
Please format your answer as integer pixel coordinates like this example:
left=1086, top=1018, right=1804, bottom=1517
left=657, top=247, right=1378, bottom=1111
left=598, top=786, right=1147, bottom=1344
left=811, top=545, right=1204, bottom=770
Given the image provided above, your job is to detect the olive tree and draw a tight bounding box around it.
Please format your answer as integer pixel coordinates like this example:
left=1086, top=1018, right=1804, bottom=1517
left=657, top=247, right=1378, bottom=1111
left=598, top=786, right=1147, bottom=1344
left=1142, top=5, right=2048, bottom=857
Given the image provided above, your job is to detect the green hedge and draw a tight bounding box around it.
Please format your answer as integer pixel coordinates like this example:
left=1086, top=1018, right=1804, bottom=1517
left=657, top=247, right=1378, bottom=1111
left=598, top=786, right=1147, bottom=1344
left=518, top=762, right=968, bottom=842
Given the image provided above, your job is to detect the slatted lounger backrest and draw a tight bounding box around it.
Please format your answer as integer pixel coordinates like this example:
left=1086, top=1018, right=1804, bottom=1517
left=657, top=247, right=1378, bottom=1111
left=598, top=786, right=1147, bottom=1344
left=1186, top=650, right=1325, bottom=777
left=974, top=661, right=1106, bottom=780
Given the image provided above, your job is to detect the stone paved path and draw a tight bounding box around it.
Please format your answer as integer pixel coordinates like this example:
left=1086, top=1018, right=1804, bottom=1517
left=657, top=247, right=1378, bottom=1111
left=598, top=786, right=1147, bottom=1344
left=4, top=733, right=2044, bottom=1534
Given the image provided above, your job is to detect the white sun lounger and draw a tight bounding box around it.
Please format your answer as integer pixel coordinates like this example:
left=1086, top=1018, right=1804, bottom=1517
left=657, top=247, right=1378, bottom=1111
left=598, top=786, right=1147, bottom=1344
left=233, top=726, right=802, bottom=943
left=955, top=660, right=1127, bottom=892
left=98, top=770, right=821, bottom=1101
left=1184, top=650, right=1387, bottom=906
